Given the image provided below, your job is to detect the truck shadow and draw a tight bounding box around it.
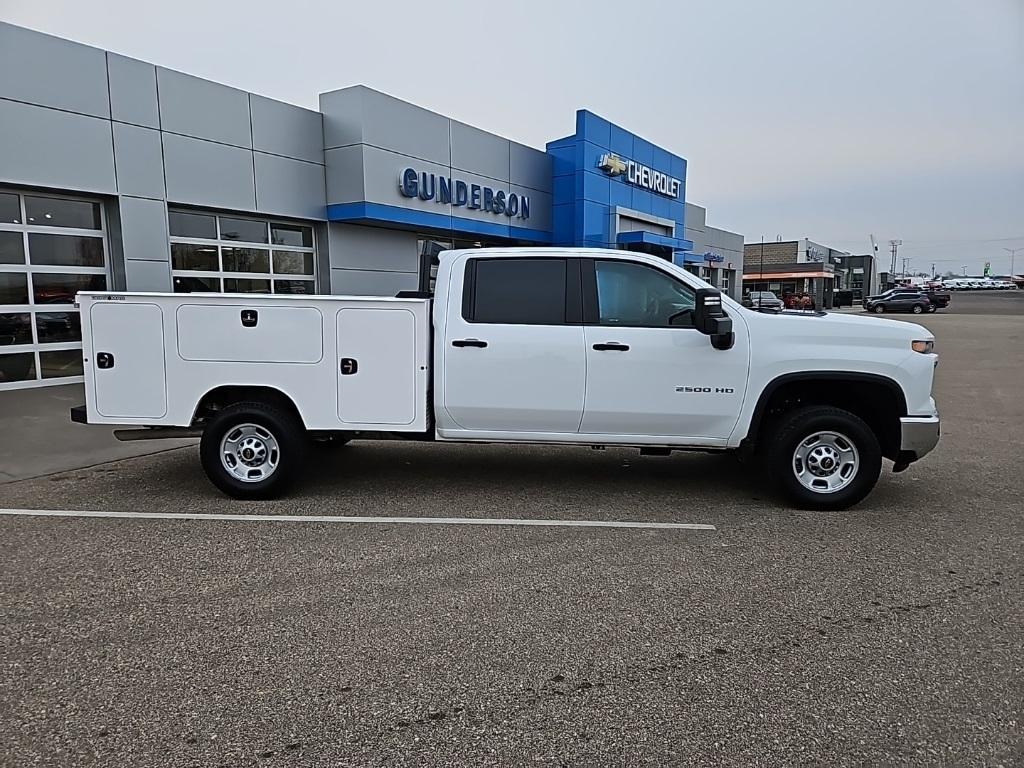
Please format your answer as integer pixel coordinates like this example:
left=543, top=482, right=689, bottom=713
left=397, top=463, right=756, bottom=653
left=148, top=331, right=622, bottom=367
left=299, top=441, right=773, bottom=512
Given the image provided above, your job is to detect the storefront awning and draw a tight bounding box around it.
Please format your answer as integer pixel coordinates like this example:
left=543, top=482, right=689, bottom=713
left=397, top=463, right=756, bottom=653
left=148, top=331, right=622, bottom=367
left=616, top=231, right=700, bottom=263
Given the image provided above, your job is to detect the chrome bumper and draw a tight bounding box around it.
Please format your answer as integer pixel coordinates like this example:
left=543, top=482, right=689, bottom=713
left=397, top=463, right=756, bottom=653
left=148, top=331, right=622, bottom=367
left=899, top=414, right=940, bottom=460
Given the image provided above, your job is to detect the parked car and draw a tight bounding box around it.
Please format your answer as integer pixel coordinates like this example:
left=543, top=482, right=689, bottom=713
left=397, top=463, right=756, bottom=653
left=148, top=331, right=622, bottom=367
left=743, top=290, right=783, bottom=311
left=863, top=289, right=932, bottom=314
left=72, top=247, right=940, bottom=511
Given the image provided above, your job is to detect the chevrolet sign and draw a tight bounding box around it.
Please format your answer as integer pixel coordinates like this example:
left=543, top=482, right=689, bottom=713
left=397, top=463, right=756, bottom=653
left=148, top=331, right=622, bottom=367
left=598, top=153, right=681, bottom=199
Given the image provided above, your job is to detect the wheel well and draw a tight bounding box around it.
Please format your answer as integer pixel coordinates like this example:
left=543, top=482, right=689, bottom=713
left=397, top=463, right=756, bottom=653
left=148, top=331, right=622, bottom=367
left=191, top=386, right=305, bottom=428
left=746, top=374, right=906, bottom=459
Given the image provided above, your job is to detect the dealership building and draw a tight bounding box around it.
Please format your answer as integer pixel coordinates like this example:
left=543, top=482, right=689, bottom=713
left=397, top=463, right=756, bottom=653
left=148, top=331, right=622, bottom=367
left=0, top=22, right=743, bottom=390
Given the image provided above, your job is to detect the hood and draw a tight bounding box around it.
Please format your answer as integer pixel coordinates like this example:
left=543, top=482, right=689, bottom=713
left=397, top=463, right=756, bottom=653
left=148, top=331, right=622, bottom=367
left=741, top=306, right=932, bottom=342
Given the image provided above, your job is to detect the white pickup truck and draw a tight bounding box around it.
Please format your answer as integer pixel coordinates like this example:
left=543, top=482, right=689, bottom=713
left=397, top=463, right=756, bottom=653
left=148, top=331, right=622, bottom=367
left=71, top=248, right=940, bottom=510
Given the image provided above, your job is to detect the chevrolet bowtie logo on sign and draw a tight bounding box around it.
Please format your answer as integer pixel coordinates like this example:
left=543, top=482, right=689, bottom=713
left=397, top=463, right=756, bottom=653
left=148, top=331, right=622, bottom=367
left=597, top=153, right=681, bottom=199
left=598, top=153, right=627, bottom=176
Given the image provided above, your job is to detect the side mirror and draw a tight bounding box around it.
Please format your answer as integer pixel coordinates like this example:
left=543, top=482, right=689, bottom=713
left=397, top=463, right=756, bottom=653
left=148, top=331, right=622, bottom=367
left=693, top=289, right=734, bottom=350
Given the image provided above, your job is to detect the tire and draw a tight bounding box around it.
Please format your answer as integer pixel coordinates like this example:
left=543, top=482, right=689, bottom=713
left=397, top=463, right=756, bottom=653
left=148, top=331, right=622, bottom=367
left=912, top=304, right=924, bottom=314
left=200, top=401, right=307, bottom=500
left=873, top=304, right=885, bottom=314
left=927, top=305, right=937, bottom=313
left=764, top=406, right=882, bottom=511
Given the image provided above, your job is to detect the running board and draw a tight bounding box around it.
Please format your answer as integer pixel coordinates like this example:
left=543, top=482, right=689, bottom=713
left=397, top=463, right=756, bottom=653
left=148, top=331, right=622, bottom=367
left=113, top=427, right=203, bottom=441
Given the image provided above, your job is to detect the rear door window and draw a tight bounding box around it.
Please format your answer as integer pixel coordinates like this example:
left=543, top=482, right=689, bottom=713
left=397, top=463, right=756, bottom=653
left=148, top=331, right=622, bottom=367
left=464, top=258, right=569, bottom=325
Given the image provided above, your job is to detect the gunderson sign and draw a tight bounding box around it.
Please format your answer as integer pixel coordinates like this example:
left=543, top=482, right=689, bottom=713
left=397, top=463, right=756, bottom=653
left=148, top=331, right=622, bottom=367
left=398, top=168, right=530, bottom=220
left=598, top=153, right=681, bottom=199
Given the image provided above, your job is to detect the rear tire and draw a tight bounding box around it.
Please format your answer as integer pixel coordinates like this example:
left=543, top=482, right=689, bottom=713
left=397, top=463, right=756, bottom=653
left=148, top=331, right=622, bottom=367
left=764, top=406, right=882, bottom=511
left=873, top=304, right=885, bottom=313
left=912, top=304, right=924, bottom=314
left=200, top=401, right=306, bottom=500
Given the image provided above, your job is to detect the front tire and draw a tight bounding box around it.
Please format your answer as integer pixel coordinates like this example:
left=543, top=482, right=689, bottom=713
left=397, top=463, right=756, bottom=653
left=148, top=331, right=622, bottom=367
left=927, top=305, right=937, bottom=313
left=873, top=304, right=885, bottom=314
left=764, top=406, right=882, bottom=510
left=200, top=401, right=306, bottom=499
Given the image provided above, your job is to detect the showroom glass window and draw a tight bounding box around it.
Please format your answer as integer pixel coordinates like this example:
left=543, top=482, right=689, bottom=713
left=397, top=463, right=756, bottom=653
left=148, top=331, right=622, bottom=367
left=0, top=190, right=108, bottom=389
left=168, top=210, right=316, bottom=295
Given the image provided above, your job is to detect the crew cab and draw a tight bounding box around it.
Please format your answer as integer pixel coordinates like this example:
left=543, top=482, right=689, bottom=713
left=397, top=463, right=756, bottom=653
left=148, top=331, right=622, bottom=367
left=71, top=248, right=940, bottom=510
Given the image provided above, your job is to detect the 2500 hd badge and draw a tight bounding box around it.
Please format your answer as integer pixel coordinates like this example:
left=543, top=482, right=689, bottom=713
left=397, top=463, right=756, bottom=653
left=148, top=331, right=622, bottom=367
left=676, top=386, right=736, bottom=393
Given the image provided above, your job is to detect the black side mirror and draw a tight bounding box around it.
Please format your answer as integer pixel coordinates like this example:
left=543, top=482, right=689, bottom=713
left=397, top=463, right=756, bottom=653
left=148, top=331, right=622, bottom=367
left=693, top=289, right=735, bottom=350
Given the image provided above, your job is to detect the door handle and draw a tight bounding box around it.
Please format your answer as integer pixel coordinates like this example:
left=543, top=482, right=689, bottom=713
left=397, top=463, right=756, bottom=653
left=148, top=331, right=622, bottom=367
left=452, top=339, right=488, bottom=348
left=593, top=342, right=629, bottom=351
left=96, top=352, right=115, bottom=369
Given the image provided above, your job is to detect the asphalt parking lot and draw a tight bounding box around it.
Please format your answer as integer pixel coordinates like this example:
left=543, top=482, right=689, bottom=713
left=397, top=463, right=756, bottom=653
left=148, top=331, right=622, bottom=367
left=1, top=298, right=1022, bottom=767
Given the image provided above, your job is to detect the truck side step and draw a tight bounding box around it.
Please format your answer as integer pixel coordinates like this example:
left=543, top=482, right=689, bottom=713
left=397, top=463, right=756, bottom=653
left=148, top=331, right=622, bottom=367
left=113, top=427, right=204, bottom=441
left=639, top=447, right=672, bottom=457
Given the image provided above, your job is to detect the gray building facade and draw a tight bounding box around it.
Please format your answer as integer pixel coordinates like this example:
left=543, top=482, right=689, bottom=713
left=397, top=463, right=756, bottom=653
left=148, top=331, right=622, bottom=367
left=0, top=22, right=743, bottom=390
left=683, top=203, right=744, bottom=296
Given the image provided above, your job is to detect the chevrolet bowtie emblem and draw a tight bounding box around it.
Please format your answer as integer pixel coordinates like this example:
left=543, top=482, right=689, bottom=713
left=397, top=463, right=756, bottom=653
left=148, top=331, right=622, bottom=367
left=598, top=153, right=627, bottom=176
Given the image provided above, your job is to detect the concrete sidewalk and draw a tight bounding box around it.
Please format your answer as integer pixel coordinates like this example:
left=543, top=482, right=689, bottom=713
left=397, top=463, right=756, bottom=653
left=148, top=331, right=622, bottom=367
left=0, top=384, right=195, bottom=482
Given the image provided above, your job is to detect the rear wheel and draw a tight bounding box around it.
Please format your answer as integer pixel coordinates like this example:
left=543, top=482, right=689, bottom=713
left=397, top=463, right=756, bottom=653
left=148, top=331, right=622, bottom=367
left=873, top=304, right=885, bottom=313
left=912, top=304, right=924, bottom=314
left=764, top=406, right=882, bottom=510
left=200, top=401, right=306, bottom=499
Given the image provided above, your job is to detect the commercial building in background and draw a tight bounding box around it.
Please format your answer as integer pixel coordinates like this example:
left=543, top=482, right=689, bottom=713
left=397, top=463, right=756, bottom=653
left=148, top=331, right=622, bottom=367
left=0, top=22, right=742, bottom=390
left=742, top=239, right=850, bottom=308
left=832, top=254, right=877, bottom=301
left=683, top=203, right=744, bottom=297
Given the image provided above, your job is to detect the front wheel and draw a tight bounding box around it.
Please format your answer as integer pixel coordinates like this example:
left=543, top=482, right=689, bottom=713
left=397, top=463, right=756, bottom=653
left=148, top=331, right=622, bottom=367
left=873, top=304, right=885, bottom=313
left=764, top=406, right=882, bottom=510
left=200, top=401, right=307, bottom=499
left=927, top=305, right=937, bottom=313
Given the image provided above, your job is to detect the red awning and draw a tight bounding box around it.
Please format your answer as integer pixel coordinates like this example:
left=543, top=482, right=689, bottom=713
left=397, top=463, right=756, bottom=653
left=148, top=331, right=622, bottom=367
left=742, top=271, right=835, bottom=280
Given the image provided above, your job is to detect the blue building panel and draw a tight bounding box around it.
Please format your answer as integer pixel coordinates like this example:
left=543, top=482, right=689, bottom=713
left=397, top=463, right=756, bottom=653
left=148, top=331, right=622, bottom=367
left=576, top=110, right=611, bottom=148
left=552, top=173, right=573, bottom=202
left=575, top=140, right=609, bottom=177
left=609, top=180, right=632, bottom=209
left=630, top=187, right=654, bottom=215
left=580, top=170, right=610, bottom=204
left=651, top=194, right=673, bottom=221
left=609, top=124, right=634, bottom=159
left=582, top=200, right=611, bottom=244
left=546, top=143, right=576, bottom=177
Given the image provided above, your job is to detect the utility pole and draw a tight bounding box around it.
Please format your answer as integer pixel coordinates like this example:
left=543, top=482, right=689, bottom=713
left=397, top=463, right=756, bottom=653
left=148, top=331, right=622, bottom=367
left=1004, top=247, right=1022, bottom=277
left=902, top=257, right=910, bottom=276
left=931, top=262, right=936, bottom=278
left=889, top=239, right=902, bottom=276
left=962, top=265, right=968, bottom=276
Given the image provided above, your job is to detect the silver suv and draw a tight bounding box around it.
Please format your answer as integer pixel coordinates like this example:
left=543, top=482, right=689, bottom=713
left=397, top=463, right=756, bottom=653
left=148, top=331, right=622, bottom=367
left=745, top=290, right=784, bottom=311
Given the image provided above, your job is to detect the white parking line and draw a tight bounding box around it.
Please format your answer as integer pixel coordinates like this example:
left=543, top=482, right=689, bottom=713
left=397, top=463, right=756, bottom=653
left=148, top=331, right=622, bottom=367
left=0, top=508, right=715, bottom=531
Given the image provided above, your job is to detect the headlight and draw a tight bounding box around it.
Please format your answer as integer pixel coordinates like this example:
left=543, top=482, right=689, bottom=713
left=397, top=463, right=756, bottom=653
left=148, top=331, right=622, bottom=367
left=912, top=340, right=935, bottom=354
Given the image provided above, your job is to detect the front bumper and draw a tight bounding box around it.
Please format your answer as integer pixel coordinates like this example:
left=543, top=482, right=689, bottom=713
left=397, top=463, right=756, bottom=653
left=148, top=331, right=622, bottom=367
left=899, top=414, right=940, bottom=461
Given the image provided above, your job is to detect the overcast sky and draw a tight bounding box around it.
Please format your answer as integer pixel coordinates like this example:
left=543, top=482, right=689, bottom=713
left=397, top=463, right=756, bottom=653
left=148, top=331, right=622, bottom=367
left=4, top=0, right=1022, bottom=274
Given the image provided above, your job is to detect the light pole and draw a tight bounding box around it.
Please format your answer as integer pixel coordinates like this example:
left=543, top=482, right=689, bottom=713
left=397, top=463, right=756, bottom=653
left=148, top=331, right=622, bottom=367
left=1004, top=247, right=1022, bottom=277
left=889, top=239, right=902, bottom=276
left=962, top=265, right=968, bottom=276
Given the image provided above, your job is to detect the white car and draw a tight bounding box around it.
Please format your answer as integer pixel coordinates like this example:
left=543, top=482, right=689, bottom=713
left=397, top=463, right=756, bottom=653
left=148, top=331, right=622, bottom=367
left=72, top=248, right=940, bottom=511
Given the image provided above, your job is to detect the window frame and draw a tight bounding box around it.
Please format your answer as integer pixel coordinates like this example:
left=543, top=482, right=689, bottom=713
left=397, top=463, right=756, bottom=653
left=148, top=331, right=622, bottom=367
left=0, top=189, right=109, bottom=390
left=461, top=256, right=582, bottom=326
left=582, top=258, right=702, bottom=330
left=168, top=209, right=317, bottom=295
